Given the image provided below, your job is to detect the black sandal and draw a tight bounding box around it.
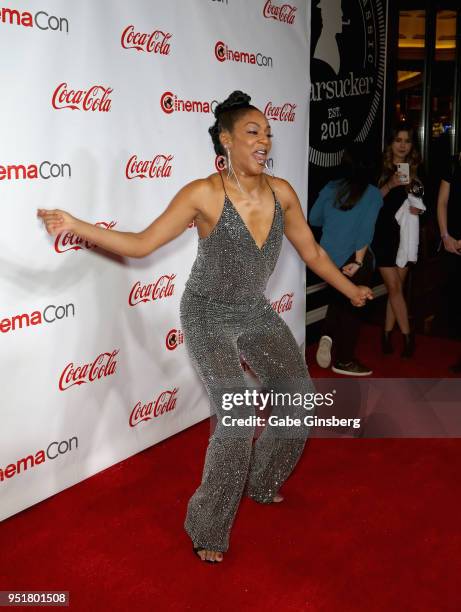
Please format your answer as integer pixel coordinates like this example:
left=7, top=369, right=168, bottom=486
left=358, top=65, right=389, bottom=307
left=193, top=546, right=223, bottom=563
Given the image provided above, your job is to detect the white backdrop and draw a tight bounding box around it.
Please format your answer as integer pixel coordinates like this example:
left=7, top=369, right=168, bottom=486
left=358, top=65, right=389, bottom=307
left=0, top=0, right=310, bottom=521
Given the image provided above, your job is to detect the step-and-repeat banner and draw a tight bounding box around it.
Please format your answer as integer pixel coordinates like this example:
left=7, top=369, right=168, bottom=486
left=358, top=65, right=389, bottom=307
left=0, top=0, right=310, bottom=521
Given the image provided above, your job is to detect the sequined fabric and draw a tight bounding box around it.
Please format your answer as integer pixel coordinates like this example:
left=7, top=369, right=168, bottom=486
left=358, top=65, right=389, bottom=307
left=180, top=183, right=314, bottom=553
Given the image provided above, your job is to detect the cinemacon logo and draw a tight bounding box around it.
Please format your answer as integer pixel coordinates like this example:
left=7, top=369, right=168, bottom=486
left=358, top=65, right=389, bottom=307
left=52, top=83, right=113, bottom=112
left=263, top=0, right=297, bottom=24
left=0, top=161, right=70, bottom=181
left=126, top=155, right=173, bottom=180
left=130, top=388, right=178, bottom=427
left=214, top=41, right=273, bottom=68
left=270, top=292, right=294, bottom=314
left=160, top=91, right=218, bottom=114
left=1, top=304, right=75, bottom=334
left=129, top=274, right=176, bottom=307
left=264, top=102, right=296, bottom=123
left=166, top=328, right=184, bottom=351
left=54, top=221, right=116, bottom=253
left=121, top=25, right=172, bottom=54
left=0, top=7, right=69, bottom=32
left=0, top=437, right=78, bottom=484
left=59, top=349, right=119, bottom=391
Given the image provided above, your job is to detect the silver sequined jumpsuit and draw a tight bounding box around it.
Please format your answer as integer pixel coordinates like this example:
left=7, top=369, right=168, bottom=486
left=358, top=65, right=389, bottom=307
left=180, top=177, right=314, bottom=552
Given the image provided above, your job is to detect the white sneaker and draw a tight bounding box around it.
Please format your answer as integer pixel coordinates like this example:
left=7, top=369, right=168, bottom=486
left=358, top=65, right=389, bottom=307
left=316, top=335, right=332, bottom=368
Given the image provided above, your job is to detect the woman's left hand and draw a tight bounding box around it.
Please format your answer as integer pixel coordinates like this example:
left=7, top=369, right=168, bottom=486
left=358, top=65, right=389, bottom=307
left=410, top=206, right=423, bottom=215
left=342, top=262, right=360, bottom=277
left=350, top=285, right=373, bottom=307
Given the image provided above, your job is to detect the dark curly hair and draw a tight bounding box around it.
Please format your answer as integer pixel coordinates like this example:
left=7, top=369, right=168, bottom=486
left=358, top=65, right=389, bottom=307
left=208, top=91, right=258, bottom=156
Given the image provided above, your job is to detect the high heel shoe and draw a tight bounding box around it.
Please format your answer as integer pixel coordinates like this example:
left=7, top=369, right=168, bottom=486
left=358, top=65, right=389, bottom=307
left=401, top=332, right=415, bottom=358
left=381, top=330, right=394, bottom=354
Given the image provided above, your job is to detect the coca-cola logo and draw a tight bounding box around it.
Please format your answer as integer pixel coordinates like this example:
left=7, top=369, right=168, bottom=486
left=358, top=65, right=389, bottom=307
left=59, top=349, right=119, bottom=391
left=54, top=221, right=116, bottom=253
left=264, top=102, right=296, bottom=122
left=165, top=328, right=184, bottom=351
left=52, top=83, right=113, bottom=112
left=160, top=91, right=218, bottom=114
left=270, top=292, right=294, bottom=314
left=129, top=388, right=178, bottom=427
left=0, top=7, right=69, bottom=33
left=125, top=155, right=173, bottom=180
left=0, top=161, right=71, bottom=181
left=128, top=274, right=176, bottom=307
left=263, top=0, right=297, bottom=24
left=121, top=25, right=172, bottom=54
left=214, top=41, right=273, bottom=68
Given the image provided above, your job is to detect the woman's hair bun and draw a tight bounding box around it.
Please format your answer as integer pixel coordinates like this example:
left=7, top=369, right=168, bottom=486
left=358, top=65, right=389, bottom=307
left=214, top=91, right=252, bottom=118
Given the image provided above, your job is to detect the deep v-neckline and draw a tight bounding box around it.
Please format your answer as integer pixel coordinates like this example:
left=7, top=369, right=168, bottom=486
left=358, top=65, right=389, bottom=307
left=225, top=193, right=279, bottom=252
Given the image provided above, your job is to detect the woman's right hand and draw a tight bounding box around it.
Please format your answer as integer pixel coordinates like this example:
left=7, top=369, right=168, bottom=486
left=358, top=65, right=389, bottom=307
left=350, top=285, right=373, bottom=307
left=37, top=209, right=77, bottom=236
left=443, top=234, right=461, bottom=255
left=387, top=172, right=404, bottom=190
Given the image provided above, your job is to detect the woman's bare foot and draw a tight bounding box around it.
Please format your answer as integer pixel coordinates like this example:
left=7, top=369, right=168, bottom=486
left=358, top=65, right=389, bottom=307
left=194, top=548, right=224, bottom=563
left=272, top=493, right=284, bottom=503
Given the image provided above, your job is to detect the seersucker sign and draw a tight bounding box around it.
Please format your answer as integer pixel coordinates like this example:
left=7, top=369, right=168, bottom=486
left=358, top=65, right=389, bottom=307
left=309, top=0, right=386, bottom=167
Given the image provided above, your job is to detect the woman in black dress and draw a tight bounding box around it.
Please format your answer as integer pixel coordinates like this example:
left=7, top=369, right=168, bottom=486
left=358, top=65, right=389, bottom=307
left=371, top=123, right=423, bottom=357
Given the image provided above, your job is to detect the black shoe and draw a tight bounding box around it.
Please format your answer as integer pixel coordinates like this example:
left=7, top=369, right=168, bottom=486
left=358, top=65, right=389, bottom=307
left=332, top=360, right=373, bottom=376
left=401, top=333, right=415, bottom=358
left=382, top=330, right=394, bottom=354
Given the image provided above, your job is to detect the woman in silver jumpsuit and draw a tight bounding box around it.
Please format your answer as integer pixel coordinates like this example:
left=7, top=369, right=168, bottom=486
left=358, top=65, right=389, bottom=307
left=38, top=91, right=372, bottom=563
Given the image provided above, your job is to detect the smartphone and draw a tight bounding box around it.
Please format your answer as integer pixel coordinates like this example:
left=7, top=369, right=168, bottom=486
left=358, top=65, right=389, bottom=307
left=397, top=162, right=410, bottom=185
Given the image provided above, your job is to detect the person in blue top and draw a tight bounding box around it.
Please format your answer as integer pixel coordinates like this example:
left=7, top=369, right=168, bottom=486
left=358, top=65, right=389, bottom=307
left=309, top=145, right=383, bottom=375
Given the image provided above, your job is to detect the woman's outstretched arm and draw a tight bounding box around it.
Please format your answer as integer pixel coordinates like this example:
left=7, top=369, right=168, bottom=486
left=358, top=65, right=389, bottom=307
left=37, top=179, right=209, bottom=258
left=273, top=178, right=373, bottom=306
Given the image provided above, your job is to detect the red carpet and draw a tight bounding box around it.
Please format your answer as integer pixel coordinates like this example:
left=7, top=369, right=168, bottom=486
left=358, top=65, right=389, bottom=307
left=1, top=327, right=460, bottom=611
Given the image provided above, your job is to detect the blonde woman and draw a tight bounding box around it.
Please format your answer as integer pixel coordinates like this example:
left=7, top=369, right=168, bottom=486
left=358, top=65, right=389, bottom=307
left=371, top=123, right=423, bottom=358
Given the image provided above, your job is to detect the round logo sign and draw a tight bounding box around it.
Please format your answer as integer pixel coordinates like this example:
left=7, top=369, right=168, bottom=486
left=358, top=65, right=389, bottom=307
left=309, top=0, right=386, bottom=167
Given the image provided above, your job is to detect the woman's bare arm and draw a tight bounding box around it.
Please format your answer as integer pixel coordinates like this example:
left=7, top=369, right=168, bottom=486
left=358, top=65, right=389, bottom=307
left=38, top=179, right=211, bottom=258
left=436, top=179, right=459, bottom=254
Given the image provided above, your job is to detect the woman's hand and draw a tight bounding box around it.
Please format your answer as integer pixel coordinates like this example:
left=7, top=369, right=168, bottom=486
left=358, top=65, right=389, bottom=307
left=381, top=172, right=403, bottom=197
left=410, top=206, right=423, bottom=216
left=350, top=285, right=373, bottom=307
left=37, top=209, right=76, bottom=235
left=388, top=172, right=404, bottom=190
left=342, top=262, right=360, bottom=277
left=443, top=234, right=461, bottom=255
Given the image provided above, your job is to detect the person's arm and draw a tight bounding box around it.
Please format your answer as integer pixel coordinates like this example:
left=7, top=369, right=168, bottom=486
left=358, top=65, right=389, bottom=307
left=380, top=172, right=401, bottom=198
left=37, top=180, right=209, bottom=258
left=437, top=179, right=459, bottom=254
left=274, top=179, right=373, bottom=306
